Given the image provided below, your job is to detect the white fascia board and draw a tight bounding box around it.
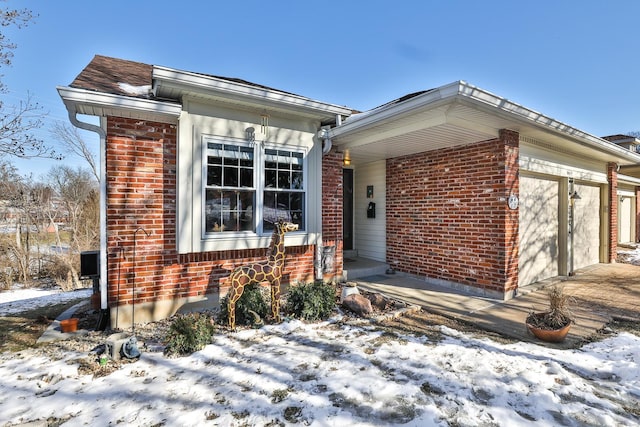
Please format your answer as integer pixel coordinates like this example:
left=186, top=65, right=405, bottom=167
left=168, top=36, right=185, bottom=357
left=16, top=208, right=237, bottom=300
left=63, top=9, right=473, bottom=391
left=457, top=82, right=640, bottom=164
left=330, top=81, right=463, bottom=138
left=57, top=86, right=183, bottom=121
left=152, top=66, right=352, bottom=118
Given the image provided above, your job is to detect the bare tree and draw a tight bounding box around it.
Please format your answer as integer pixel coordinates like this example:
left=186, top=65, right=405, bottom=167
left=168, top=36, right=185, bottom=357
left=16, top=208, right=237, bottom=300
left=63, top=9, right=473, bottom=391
left=0, top=2, right=57, bottom=159
left=45, top=165, right=98, bottom=289
left=51, top=121, right=99, bottom=182
left=0, top=171, right=43, bottom=283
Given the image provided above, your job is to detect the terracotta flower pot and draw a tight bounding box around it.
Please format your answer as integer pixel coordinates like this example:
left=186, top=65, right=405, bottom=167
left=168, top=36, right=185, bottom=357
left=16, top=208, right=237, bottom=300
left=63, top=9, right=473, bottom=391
left=60, top=317, right=79, bottom=333
left=526, top=313, right=572, bottom=343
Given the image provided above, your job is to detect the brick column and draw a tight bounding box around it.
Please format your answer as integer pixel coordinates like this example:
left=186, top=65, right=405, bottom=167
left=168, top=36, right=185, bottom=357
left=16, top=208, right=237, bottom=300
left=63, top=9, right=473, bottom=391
left=636, top=187, right=640, bottom=242
left=321, top=150, right=344, bottom=282
left=500, top=129, right=520, bottom=295
left=607, top=162, right=618, bottom=262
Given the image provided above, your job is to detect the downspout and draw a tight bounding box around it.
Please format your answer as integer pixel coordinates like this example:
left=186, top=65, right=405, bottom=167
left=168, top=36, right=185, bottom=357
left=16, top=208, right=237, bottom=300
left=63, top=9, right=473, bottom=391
left=67, top=110, right=109, bottom=327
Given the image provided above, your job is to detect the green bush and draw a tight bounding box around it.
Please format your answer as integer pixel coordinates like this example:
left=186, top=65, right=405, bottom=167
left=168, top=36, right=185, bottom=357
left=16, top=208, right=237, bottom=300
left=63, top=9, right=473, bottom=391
left=285, top=281, right=336, bottom=321
left=218, top=284, right=270, bottom=327
left=164, top=312, right=216, bottom=356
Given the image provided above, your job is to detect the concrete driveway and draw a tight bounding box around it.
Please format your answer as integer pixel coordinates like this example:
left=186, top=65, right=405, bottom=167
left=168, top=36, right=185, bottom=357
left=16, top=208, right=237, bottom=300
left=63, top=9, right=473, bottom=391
left=356, top=263, right=640, bottom=349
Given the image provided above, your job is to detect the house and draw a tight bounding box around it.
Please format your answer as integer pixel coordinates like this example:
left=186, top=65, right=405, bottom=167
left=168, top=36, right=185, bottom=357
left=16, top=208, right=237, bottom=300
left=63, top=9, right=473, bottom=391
left=58, top=55, right=640, bottom=327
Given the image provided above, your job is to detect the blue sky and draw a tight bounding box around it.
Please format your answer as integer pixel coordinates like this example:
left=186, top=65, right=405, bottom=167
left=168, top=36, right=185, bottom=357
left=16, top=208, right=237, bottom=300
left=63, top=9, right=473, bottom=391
left=3, top=0, right=640, bottom=177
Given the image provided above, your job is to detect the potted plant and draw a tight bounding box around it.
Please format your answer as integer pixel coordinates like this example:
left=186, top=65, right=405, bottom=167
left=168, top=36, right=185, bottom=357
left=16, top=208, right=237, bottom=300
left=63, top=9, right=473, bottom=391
left=525, top=285, right=574, bottom=343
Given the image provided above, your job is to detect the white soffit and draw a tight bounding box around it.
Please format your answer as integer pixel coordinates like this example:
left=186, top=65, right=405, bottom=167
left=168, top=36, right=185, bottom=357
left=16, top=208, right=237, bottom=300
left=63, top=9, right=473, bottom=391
left=332, top=81, right=640, bottom=166
left=57, top=86, right=182, bottom=124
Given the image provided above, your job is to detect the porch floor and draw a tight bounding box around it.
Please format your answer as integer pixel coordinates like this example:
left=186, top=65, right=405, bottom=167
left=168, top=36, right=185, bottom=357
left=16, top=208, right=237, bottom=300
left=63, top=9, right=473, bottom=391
left=354, top=263, right=640, bottom=349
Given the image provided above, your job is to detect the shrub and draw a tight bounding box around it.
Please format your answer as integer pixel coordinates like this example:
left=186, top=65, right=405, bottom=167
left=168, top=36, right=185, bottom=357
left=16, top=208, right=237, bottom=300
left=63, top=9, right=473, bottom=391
left=164, top=312, right=216, bottom=356
left=218, top=284, right=270, bottom=327
left=285, top=281, right=336, bottom=321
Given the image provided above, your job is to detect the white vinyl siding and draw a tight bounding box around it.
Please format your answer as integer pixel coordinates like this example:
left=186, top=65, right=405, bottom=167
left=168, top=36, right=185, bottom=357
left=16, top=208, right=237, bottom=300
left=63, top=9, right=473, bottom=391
left=354, top=160, right=386, bottom=262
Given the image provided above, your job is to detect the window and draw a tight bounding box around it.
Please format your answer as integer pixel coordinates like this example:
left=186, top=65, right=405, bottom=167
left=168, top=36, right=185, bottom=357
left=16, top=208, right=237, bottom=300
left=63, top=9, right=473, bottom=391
left=205, top=142, right=255, bottom=233
left=263, top=149, right=305, bottom=232
left=203, top=139, right=306, bottom=235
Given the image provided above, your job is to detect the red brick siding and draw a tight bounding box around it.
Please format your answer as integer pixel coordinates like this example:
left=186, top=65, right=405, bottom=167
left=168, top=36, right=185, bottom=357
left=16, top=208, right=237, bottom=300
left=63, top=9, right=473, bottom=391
left=105, top=116, right=314, bottom=310
left=607, top=162, right=618, bottom=262
left=321, top=150, right=344, bottom=280
left=386, top=133, right=518, bottom=295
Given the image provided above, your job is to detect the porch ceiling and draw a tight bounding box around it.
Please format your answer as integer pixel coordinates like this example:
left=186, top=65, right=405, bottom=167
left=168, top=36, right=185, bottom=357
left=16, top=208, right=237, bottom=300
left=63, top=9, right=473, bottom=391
left=330, top=81, right=640, bottom=167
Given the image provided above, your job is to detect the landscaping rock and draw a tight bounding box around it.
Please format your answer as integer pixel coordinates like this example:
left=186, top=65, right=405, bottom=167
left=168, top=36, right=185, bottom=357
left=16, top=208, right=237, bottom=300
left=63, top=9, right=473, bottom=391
left=367, top=293, right=389, bottom=311
left=342, top=294, right=373, bottom=317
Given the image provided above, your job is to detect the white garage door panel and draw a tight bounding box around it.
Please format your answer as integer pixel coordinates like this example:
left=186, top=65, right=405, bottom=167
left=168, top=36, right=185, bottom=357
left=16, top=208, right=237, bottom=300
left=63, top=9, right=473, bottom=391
left=573, top=184, right=600, bottom=268
left=519, top=176, right=559, bottom=287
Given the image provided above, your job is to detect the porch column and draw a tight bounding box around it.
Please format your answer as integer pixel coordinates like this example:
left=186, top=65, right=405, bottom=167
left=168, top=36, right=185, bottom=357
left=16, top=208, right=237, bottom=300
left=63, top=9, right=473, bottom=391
left=636, top=186, right=640, bottom=243
left=500, top=129, right=519, bottom=295
left=321, top=150, right=344, bottom=282
left=607, top=163, right=618, bottom=262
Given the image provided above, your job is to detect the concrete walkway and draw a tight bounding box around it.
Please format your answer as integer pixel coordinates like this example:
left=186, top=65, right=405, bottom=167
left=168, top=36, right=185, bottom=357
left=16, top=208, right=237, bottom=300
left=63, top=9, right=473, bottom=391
left=356, top=263, right=640, bottom=349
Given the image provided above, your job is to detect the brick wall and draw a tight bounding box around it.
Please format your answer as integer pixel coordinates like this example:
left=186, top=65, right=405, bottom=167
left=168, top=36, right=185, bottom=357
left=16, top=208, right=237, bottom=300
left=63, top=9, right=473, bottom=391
left=386, top=132, right=519, bottom=296
left=321, top=150, right=344, bottom=281
left=105, top=117, right=315, bottom=316
left=607, top=162, right=618, bottom=262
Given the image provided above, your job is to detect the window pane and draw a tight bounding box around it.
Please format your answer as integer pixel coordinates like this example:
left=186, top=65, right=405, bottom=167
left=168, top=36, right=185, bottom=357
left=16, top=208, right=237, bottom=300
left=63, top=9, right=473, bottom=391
left=238, top=191, right=255, bottom=231
left=206, top=190, right=255, bottom=232
left=239, top=146, right=253, bottom=167
left=240, top=168, right=253, bottom=187
left=265, top=149, right=278, bottom=169
left=207, top=165, right=222, bottom=186
left=205, top=189, right=226, bottom=232
left=263, top=191, right=304, bottom=231
left=223, top=166, right=238, bottom=187
left=292, top=152, right=303, bottom=170
left=292, top=171, right=303, bottom=189
left=263, top=192, right=291, bottom=229
left=265, top=170, right=276, bottom=188
left=278, top=171, right=290, bottom=189
left=290, top=193, right=305, bottom=229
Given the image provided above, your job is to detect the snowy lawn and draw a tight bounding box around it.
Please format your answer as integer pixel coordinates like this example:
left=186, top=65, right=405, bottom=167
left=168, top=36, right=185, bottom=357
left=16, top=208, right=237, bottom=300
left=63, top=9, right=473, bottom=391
left=1, top=289, right=639, bottom=426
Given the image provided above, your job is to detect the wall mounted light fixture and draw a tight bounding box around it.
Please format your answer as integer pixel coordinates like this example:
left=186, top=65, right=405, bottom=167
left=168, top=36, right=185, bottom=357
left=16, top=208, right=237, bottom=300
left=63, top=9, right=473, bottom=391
left=343, top=149, right=351, bottom=166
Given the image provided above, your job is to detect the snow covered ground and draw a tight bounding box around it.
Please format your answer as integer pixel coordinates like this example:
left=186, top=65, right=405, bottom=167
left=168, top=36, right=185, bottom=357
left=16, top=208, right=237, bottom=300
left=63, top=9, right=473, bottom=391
left=1, top=288, right=639, bottom=426
left=0, top=285, right=91, bottom=315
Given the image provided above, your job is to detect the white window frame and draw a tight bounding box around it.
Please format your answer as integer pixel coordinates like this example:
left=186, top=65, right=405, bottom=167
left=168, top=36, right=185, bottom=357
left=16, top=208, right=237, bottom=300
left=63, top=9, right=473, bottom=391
left=201, top=135, right=308, bottom=240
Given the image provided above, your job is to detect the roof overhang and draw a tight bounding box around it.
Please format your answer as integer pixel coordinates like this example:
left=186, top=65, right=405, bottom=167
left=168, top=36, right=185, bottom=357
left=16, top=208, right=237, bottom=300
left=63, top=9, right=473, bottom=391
left=57, top=86, right=183, bottom=124
left=330, top=80, right=640, bottom=166
left=152, top=66, right=352, bottom=121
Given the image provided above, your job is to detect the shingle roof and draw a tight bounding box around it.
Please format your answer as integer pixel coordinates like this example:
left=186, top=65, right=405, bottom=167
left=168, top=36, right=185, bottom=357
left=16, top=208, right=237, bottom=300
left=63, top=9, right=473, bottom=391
left=70, top=55, right=153, bottom=98
left=70, top=54, right=303, bottom=101
left=602, top=134, right=637, bottom=142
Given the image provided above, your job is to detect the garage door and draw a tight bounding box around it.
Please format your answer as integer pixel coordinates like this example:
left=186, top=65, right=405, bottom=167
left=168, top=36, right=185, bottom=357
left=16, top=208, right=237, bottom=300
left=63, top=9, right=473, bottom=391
left=519, top=175, right=559, bottom=287
left=572, top=183, right=601, bottom=268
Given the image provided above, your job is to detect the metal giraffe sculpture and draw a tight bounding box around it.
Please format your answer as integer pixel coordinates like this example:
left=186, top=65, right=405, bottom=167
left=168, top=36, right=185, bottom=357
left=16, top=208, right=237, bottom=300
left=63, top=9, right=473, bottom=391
left=227, top=220, right=299, bottom=330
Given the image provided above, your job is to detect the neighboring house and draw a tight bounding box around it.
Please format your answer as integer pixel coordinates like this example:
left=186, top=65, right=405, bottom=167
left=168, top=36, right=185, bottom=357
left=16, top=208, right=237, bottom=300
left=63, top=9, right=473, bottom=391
left=58, top=55, right=640, bottom=327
